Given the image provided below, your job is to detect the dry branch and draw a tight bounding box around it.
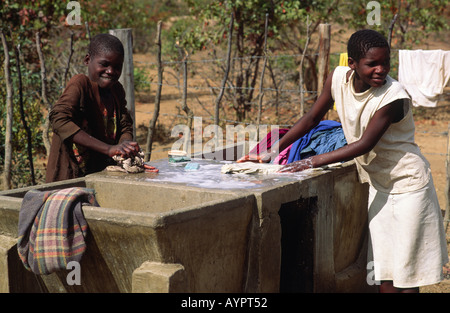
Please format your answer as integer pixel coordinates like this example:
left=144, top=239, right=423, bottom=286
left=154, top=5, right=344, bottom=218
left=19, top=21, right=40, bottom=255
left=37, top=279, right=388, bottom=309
left=11, top=34, right=36, bottom=185
left=145, top=21, right=163, bottom=162
left=36, top=31, right=52, bottom=157
left=175, top=41, right=194, bottom=152
left=1, top=30, right=13, bottom=190
left=63, top=31, right=75, bottom=86
left=267, top=62, right=280, bottom=123
left=388, top=13, right=399, bottom=48
left=256, top=13, right=269, bottom=133
left=176, top=43, right=193, bottom=128
left=299, top=16, right=311, bottom=117
left=214, top=13, right=234, bottom=126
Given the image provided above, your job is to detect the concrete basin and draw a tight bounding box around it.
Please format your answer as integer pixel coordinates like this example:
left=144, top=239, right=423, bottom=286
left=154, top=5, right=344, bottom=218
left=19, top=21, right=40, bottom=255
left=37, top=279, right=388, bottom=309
left=0, top=171, right=255, bottom=293
left=0, top=159, right=375, bottom=293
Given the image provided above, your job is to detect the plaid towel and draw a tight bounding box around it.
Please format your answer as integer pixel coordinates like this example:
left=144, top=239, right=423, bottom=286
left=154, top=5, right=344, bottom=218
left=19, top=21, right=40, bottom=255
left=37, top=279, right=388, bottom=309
left=17, top=187, right=98, bottom=275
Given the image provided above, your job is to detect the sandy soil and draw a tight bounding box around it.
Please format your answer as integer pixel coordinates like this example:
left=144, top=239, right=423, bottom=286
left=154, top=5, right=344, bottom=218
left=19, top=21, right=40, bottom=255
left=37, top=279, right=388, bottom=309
left=414, top=118, right=450, bottom=293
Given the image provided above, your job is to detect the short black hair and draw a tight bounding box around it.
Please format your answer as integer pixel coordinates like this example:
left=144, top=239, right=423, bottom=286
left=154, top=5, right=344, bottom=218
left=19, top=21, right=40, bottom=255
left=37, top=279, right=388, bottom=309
left=88, top=34, right=124, bottom=58
left=347, top=29, right=389, bottom=62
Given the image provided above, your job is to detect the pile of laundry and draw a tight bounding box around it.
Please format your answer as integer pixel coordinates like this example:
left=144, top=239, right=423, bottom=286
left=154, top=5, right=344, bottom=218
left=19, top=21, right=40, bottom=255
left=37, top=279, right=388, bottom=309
left=106, top=150, right=158, bottom=173
left=246, top=120, right=347, bottom=166
left=286, top=120, right=347, bottom=164
left=222, top=120, right=347, bottom=175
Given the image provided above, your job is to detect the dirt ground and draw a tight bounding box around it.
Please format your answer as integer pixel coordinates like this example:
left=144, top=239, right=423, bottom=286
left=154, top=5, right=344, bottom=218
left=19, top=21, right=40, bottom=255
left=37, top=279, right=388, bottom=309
left=413, top=117, right=450, bottom=293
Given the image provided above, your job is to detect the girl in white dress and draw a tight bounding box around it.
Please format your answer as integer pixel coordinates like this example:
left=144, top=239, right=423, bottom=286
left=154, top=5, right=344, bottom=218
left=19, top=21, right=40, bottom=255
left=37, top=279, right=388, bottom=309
left=239, top=29, right=448, bottom=293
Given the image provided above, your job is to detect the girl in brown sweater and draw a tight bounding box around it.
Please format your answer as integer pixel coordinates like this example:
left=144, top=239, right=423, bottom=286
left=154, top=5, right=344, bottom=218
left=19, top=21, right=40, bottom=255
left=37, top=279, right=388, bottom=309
left=46, top=34, right=141, bottom=182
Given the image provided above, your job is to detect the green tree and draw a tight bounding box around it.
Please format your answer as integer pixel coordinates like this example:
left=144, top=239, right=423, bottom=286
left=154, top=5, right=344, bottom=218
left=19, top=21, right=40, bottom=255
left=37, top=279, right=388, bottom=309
left=165, top=0, right=448, bottom=121
left=170, top=0, right=316, bottom=121
left=342, top=0, right=449, bottom=47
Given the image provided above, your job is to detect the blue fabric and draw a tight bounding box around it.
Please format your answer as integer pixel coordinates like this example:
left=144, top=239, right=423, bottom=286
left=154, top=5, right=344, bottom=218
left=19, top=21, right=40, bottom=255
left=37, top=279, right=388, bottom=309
left=299, top=128, right=347, bottom=159
left=287, top=120, right=347, bottom=164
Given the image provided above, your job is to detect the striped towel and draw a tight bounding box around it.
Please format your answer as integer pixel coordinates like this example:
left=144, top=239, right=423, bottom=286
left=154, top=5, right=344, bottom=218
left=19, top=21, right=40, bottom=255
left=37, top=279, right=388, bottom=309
left=17, top=187, right=98, bottom=275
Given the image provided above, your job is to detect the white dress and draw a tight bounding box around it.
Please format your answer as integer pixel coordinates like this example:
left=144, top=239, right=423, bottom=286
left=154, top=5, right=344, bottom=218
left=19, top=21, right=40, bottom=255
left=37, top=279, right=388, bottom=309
left=331, top=66, right=448, bottom=288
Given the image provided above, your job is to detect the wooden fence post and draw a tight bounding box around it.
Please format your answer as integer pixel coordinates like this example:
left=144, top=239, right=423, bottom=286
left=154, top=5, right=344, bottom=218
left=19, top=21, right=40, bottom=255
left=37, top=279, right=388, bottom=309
left=109, top=28, right=136, bottom=139
left=317, top=24, right=331, bottom=98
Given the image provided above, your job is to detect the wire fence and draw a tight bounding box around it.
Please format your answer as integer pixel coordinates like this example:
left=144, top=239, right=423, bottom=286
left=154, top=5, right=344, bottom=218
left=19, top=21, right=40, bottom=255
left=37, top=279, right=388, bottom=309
left=132, top=49, right=450, bottom=129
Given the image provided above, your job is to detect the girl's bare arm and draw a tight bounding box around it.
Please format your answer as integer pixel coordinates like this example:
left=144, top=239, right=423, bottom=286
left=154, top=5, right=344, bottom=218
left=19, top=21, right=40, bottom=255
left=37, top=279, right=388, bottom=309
left=280, top=98, right=405, bottom=172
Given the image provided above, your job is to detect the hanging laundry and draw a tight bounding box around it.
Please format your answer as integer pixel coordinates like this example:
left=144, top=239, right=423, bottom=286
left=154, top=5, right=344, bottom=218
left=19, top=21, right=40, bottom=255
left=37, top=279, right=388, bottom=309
left=333, top=53, right=350, bottom=110
left=287, top=120, right=347, bottom=164
left=339, top=52, right=348, bottom=66
left=398, top=49, right=450, bottom=107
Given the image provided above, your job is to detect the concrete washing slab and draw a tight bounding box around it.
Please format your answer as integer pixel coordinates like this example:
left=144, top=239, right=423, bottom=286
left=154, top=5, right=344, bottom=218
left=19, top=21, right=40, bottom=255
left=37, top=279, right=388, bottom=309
left=0, top=159, right=375, bottom=293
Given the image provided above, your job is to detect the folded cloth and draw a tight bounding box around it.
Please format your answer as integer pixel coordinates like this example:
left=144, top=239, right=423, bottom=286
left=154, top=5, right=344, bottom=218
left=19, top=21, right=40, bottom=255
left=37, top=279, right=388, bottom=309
left=398, top=49, right=450, bottom=107
left=221, top=162, right=283, bottom=174
left=17, top=187, right=98, bottom=275
left=287, top=120, right=345, bottom=164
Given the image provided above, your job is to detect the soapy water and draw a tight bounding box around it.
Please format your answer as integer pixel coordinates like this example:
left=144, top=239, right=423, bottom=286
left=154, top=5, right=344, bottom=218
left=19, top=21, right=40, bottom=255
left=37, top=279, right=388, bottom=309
left=144, top=159, right=313, bottom=190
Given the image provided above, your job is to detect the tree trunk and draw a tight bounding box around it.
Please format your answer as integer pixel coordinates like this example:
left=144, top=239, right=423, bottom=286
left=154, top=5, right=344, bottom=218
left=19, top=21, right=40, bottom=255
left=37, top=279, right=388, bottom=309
left=36, top=32, right=52, bottom=157
left=1, top=31, right=13, bottom=190
left=12, top=36, right=36, bottom=185
left=145, top=21, right=163, bottom=162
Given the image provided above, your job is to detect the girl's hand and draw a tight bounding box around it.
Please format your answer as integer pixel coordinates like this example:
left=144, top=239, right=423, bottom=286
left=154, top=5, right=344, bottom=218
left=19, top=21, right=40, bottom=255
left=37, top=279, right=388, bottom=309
left=144, top=163, right=159, bottom=173
left=237, top=151, right=274, bottom=163
left=278, top=158, right=313, bottom=173
left=108, top=141, right=140, bottom=158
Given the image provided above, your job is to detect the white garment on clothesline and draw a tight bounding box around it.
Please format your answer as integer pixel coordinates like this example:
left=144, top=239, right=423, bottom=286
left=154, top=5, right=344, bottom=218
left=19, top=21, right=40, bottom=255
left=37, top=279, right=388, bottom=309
left=398, top=49, right=450, bottom=107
